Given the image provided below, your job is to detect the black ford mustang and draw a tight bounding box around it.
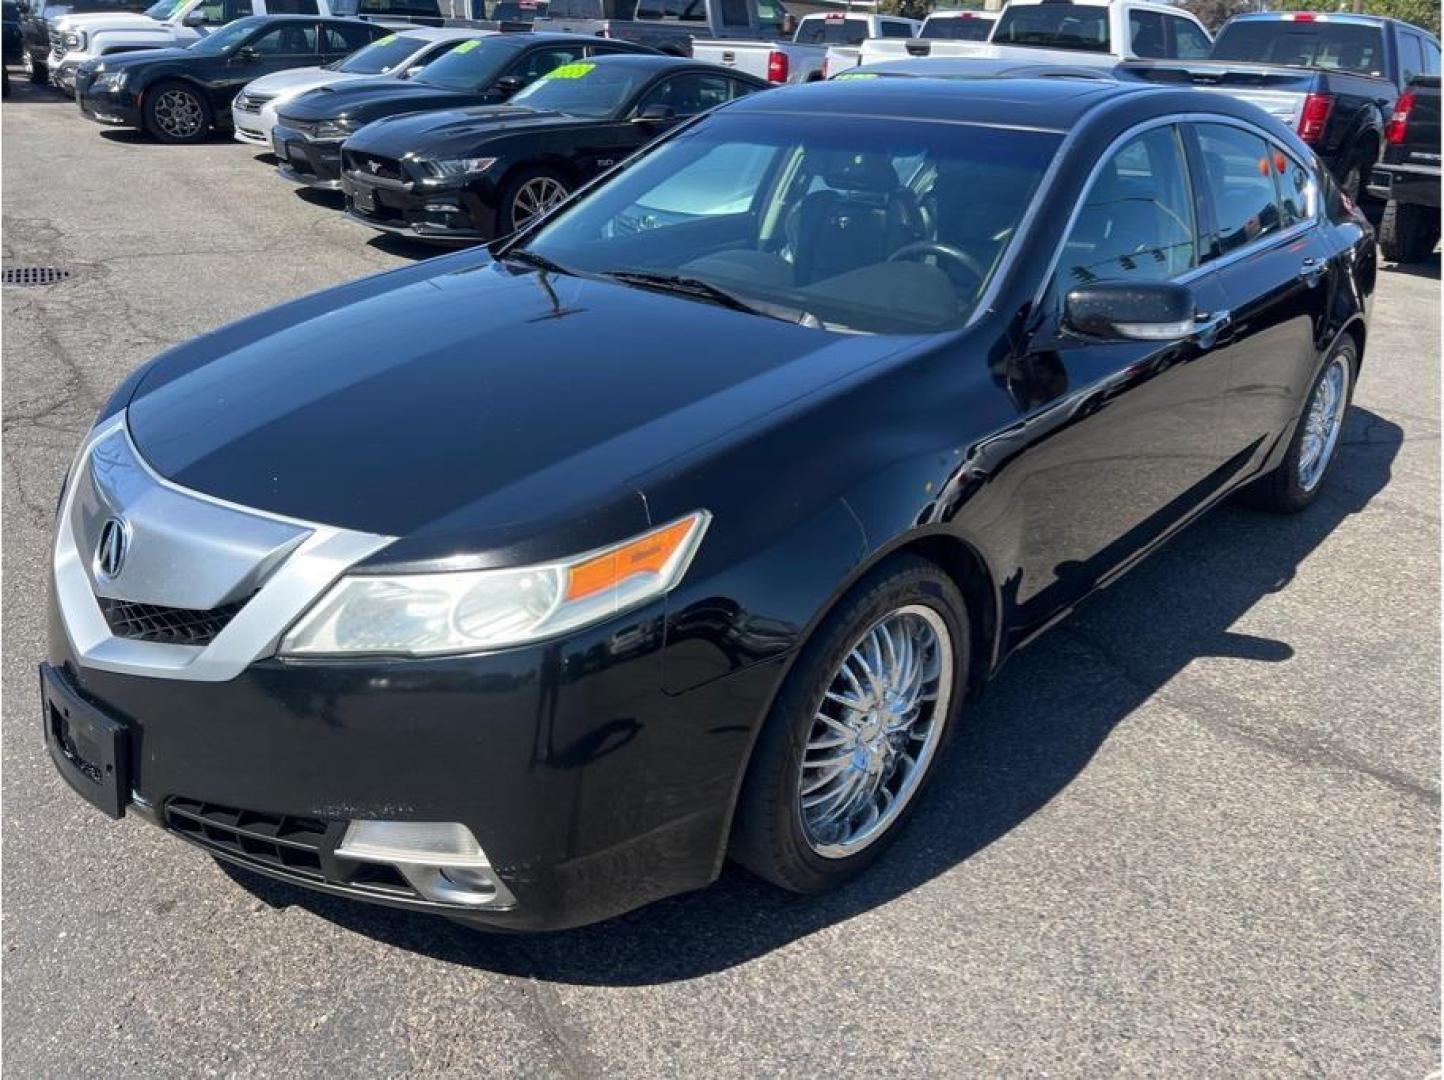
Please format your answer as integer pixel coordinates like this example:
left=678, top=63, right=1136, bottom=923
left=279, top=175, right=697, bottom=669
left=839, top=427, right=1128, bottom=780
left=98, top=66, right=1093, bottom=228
left=75, top=15, right=387, bottom=143
left=271, top=31, right=655, bottom=190
left=341, top=54, right=770, bottom=242
left=43, top=75, right=1373, bottom=932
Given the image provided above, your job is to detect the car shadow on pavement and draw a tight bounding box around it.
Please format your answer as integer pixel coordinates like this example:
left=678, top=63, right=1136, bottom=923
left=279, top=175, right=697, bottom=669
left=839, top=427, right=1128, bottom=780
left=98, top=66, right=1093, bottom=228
left=220, top=405, right=1403, bottom=985
left=1379, top=251, right=1441, bottom=281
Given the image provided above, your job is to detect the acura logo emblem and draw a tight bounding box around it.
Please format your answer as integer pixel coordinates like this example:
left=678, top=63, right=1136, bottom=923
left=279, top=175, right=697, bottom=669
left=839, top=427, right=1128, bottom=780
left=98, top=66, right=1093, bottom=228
left=95, top=517, right=128, bottom=579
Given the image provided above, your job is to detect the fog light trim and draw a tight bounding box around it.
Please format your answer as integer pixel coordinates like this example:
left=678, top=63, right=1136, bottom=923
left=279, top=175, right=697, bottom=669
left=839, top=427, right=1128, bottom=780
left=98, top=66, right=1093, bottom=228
left=336, top=820, right=516, bottom=909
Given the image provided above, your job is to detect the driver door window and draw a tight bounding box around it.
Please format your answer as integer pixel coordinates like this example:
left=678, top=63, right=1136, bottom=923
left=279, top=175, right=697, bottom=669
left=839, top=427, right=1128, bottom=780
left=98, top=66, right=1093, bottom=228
left=1058, top=124, right=1197, bottom=292
left=245, top=21, right=317, bottom=55
left=634, top=72, right=736, bottom=118
left=197, top=0, right=251, bottom=26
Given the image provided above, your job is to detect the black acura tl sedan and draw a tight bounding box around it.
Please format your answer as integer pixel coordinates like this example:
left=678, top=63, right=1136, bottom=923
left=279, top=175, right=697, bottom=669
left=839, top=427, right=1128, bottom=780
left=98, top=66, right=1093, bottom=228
left=75, top=15, right=388, bottom=143
left=42, top=75, right=1374, bottom=931
left=271, top=31, right=655, bottom=190
left=341, top=54, right=770, bottom=243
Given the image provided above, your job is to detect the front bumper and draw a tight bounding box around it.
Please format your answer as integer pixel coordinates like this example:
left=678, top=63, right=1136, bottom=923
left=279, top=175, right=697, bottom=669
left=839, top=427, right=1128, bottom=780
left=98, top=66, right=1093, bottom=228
left=341, top=169, right=493, bottom=244
left=77, top=86, right=139, bottom=128
left=271, top=122, right=344, bottom=188
left=231, top=105, right=273, bottom=147
left=1367, top=162, right=1442, bottom=208
left=49, top=56, right=78, bottom=93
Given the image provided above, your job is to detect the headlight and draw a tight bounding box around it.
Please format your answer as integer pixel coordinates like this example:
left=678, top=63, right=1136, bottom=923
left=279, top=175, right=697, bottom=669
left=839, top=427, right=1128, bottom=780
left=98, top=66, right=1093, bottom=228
left=280, top=511, right=710, bottom=657
left=313, top=117, right=357, bottom=140
left=425, top=156, right=497, bottom=178
left=92, top=71, right=127, bottom=92
left=62, top=30, right=82, bottom=49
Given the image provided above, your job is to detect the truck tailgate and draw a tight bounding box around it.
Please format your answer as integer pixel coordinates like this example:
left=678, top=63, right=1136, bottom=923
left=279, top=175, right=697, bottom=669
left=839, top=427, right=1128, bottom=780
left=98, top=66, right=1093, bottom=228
left=1121, top=60, right=1319, bottom=129
left=692, top=38, right=773, bottom=80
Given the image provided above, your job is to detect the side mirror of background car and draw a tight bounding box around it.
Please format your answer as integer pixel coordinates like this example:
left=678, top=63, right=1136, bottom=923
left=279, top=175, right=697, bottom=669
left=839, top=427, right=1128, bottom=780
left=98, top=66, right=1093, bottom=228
left=494, top=74, right=526, bottom=95
left=634, top=103, right=675, bottom=122
left=403, top=64, right=425, bottom=77
left=1064, top=281, right=1198, bottom=342
left=182, top=9, right=204, bottom=24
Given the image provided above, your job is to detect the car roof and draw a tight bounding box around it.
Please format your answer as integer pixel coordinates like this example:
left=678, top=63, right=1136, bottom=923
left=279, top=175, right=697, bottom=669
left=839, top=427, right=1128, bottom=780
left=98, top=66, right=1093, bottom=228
left=390, top=26, right=500, bottom=41
left=754, top=72, right=1144, bottom=132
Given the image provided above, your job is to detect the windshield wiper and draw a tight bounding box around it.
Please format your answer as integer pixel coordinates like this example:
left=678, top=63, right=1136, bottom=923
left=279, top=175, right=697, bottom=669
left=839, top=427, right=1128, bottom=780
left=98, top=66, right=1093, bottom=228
left=601, top=270, right=821, bottom=326
left=502, top=247, right=574, bottom=276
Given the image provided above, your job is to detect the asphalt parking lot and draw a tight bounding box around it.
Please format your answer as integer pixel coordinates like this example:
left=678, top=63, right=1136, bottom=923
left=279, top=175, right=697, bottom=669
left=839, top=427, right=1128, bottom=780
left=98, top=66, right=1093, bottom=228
left=3, top=74, right=1440, bottom=1077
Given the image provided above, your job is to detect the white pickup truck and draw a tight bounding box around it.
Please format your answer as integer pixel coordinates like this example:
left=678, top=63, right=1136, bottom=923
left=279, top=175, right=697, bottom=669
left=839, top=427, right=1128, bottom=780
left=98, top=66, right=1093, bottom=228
left=856, top=0, right=1210, bottom=68
left=48, top=0, right=436, bottom=94
left=694, top=10, right=919, bottom=86
left=822, top=9, right=996, bottom=78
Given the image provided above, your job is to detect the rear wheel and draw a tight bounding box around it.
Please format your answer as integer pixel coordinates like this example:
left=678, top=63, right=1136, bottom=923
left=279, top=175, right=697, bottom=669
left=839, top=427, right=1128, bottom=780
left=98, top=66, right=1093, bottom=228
left=1378, top=199, right=1439, bottom=264
left=1243, top=338, right=1355, bottom=513
left=143, top=81, right=211, bottom=143
left=496, top=167, right=570, bottom=237
left=730, top=554, right=968, bottom=893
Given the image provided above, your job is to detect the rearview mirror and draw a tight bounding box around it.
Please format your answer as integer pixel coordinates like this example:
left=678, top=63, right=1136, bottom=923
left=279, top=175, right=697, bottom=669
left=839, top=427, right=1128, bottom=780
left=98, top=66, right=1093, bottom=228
left=634, top=103, right=674, bottom=122
left=494, top=74, right=527, bottom=95
left=1064, top=281, right=1198, bottom=341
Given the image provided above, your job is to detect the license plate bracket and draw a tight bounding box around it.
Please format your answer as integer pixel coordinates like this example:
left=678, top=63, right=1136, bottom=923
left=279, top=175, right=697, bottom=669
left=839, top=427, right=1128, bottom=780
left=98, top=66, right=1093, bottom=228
left=39, top=664, right=129, bottom=819
left=352, top=184, right=375, bottom=213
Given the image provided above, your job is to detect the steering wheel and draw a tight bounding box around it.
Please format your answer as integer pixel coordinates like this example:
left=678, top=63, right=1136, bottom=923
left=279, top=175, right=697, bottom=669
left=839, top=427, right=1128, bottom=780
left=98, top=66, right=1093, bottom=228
left=888, top=240, right=989, bottom=284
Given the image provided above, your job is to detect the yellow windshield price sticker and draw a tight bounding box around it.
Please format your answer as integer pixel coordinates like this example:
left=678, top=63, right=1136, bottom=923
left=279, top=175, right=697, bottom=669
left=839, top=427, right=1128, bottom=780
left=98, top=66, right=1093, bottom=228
left=455, top=38, right=481, bottom=53
left=545, top=62, right=595, bottom=80
left=374, top=33, right=396, bottom=44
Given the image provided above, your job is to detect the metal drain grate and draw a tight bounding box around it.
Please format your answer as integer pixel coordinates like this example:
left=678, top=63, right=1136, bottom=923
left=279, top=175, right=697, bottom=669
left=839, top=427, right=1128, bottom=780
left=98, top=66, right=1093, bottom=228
left=2, top=266, right=71, bottom=287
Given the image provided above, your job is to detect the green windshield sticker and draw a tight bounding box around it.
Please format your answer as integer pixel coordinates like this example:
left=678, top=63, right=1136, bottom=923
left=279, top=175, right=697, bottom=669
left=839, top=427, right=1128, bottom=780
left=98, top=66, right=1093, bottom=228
left=832, top=72, right=879, bottom=80
left=454, top=38, right=481, bottom=53
left=544, top=62, right=595, bottom=80
left=374, top=33, right=396, bottom=45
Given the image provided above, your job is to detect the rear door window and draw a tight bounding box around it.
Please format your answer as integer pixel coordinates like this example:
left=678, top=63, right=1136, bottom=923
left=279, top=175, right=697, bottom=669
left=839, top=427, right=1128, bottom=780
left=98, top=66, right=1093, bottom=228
left=1399, top=32, right=1424, bottom=83
left=1267, top=142, right=1314, bottom=227
left=1128, top=9, right=1166, bottom=59
left=323, top=21, right=375, bottom=52
left=1194, top=123, right=1284, bottom=258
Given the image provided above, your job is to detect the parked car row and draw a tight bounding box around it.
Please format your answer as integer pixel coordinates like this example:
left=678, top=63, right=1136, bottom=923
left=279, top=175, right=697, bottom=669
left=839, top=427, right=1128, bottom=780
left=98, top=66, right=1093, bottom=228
left=39, top=47, right=1384, bottom=931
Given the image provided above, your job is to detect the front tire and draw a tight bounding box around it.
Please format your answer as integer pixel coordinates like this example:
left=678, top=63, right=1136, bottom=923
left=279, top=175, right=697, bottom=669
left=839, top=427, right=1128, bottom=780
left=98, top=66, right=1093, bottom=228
left=143, top=80, right=211, bottom=144
left=1378, top=199, right=1439, bottom=263
left=1243, top=338, right=1356, bottom=513
left=730, top=554, right=969, bottom=893
left=496, top=166, right=570, bottom=237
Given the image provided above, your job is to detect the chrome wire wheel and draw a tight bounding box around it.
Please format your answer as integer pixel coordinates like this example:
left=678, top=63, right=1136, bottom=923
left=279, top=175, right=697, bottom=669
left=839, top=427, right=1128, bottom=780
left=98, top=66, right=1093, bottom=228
left=153, top=88, right=205, bottom=140
left=511, top=176, right=568, bottom=229
left=1297, top=354, right=1351, bottom=492
left=797, top=604, right=953, bottom=859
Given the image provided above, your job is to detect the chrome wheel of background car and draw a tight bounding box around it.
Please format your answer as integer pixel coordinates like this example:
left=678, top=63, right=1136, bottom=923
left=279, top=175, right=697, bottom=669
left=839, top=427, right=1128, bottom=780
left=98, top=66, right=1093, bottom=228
left=154, top=89, right=205, bottom=140
left=511, top=176, right=568, bottom=229
left=798, top=605, right=953, bottom=859
left=1297, top=354, right=1351, bottom=492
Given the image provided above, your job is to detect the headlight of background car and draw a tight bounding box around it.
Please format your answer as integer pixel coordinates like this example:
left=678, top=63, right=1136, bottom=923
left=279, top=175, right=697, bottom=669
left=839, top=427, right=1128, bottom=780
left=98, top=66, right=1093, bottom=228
left=280, top=511, right=710, bottom=657
left=425, top=156, right=497, bottom=179
left=92, top=71, right=127, bottom=92
left=313, top=118, right=358, bottom=141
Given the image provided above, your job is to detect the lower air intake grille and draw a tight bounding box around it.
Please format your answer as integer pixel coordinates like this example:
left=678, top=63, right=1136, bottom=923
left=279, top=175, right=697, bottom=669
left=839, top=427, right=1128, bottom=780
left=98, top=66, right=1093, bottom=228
left=165, top=798, right=329, bottom=880
left=98, top=596, right=249, bottom=646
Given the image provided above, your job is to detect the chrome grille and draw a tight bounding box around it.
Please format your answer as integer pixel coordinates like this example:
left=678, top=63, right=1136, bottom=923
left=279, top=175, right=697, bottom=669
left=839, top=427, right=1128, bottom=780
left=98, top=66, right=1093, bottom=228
left=234, top=90, right=275, bottom=114
left=341, top=150, right=405, bottom=181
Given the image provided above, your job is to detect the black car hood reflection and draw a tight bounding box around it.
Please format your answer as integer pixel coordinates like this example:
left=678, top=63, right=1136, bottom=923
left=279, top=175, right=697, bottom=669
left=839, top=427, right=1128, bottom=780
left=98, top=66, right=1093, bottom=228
left=281, top=78, right=479, bottom=123
left=91, top=46, right=193, bottom=69
left=126, top=253, right=915, bottom=548
left=346, top=104, right=575, bottom=158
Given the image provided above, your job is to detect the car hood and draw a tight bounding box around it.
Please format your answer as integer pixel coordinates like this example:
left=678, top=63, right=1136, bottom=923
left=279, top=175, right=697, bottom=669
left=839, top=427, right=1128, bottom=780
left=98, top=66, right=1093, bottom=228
left=345, top=104, right=577, bottom=156
left=94, top=44, right=192, bottom=68
left=125, top=252, right=912, bottom=555
left=280, top=78, right=472, bottom=123
left=54, top=10, right=157, bottom=28
left=244, top=66, right=344, bottom=96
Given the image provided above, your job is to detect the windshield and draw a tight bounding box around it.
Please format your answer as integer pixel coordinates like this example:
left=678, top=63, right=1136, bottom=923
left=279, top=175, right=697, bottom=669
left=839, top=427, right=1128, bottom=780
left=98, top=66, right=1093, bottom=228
left=993, top=4, right=1109, bottom=52
left=410, top=35, right=511, bottom=90
left=523, top=111, right=1059, bottom=335
left=333, top=32, right=423, bottom=73
left=508, top=60, right=646, bottom=118
left=186, top=17, right=261, bottom=55
left=1212, top=20, right=1386, bottom=77
left=795, top=16, right=871, bottom=45
left=921, top=16, right=992, bottom=41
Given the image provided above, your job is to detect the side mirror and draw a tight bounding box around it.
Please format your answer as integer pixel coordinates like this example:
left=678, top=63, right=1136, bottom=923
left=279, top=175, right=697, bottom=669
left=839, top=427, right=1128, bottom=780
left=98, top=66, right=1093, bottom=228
left=403, top=63, right=425, bottom=77
left=634, top=102, right=674, bottom=122
left=1064, top=280, right=1198, bottom=341
left=494, top=74, right=526, bottom=95
left=234, top=44, right=258, bottom=61
left=181, top=9, right=204, bottom=24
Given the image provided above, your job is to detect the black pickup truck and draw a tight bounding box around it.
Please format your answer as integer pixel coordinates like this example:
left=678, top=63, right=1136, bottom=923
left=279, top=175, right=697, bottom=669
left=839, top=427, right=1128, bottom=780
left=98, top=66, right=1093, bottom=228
left=1124, top=12, right=1441, bottom=203
left=1369, top=74, right=1441, bottom=262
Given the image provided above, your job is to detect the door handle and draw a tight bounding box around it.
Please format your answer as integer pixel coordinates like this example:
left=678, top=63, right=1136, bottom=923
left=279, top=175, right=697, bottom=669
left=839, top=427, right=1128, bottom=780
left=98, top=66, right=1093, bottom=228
left=1299, top=256, right=1327, bottom=285
left=1193, top=308, right=1231, bottom=339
